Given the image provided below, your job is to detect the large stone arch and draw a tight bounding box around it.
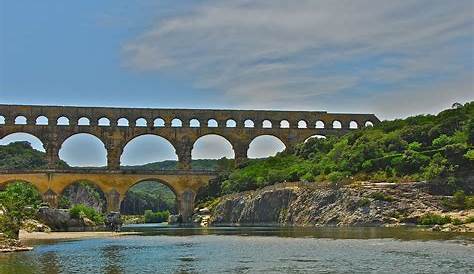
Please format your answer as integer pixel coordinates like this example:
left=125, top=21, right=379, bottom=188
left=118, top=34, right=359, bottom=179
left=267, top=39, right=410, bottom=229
left=120, top=134, right=178, bottom=166
left=192, top=133, right=235, bottom=159
left=59, top=133, right=108, bottom=167
left=247, top=134, right=287, bottom=158
left=0, top=130, right=47, bottom=151
left=59, top=179, right=108, bottom=212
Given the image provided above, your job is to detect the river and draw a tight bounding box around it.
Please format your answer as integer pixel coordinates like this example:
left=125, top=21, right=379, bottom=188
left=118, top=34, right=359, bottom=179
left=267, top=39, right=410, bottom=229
left=1, top=226, right=473, bottom=273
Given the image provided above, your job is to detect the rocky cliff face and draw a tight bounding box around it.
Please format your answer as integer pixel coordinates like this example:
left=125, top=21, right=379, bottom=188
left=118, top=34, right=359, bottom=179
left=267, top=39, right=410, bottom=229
left=210, top=182, right=447, bottom=226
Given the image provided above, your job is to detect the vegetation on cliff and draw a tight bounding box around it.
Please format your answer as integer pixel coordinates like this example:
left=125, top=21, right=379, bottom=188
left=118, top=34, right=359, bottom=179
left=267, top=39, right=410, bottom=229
left=198, top=102, right=474, bottom=203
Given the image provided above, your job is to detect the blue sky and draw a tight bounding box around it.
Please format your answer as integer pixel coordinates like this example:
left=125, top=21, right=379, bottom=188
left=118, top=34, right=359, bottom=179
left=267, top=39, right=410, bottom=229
left=1, top=1, right=473, bottom=166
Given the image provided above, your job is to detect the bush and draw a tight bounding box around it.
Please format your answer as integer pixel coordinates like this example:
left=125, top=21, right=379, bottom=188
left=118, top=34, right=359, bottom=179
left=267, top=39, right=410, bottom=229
left=419, top=213, right=452, bottom=225
left=69, top=204, right=104, bottom=224
left=356, top=198, right=371, bottom=207
left=369, top=192, right=394, bottom=202
left=442, top=191, right=474, bottom=210
left=0, top=182, right=42, bottom=239
left=144, top=210, right=170, bottom=223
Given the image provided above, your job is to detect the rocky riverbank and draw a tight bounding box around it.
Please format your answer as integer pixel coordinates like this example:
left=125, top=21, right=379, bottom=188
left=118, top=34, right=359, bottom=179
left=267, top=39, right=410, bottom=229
left=208, top=181, right=474, bottom=232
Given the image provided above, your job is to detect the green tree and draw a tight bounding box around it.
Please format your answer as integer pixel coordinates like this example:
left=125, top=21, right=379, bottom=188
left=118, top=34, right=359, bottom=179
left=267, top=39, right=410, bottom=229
left=0, top=182, right=42, bottom=239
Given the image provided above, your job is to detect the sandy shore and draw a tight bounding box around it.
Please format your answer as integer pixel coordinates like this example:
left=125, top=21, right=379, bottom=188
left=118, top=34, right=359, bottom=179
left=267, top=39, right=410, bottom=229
left=19, top=230, right=139, bottom=241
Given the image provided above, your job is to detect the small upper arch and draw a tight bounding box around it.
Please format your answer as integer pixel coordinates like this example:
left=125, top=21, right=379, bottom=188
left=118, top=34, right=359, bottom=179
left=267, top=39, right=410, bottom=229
left=135, top=118, right=147, bottom=127
left=117, top=118, right=129, bottom=127
left=57, top=116, right=70, bottom=126
left=35, top=116, right=49, bottom=125
left=189, top=118, right=200, bottom=128
left=154, top=117, right=165, bottom=127
left=280, top=120, right=290, bottom=128
left=332, top=120, right=342, bottom=129
left=78, top=117, right=90, bottom=126
left=365, top=121, right=374, bottom=127
left=14, top=115, right=27, bottom=125
left=244, top=119, right=254, bottom=128
left=298, top=120, right=308, bottom=128
left=171, top=118, right=182, bottom=127
left=315, top=120, right=325, bottom=129
left=98, top=117, right=110, bottom=126
left=207, top=119, right=218, bottom=128
left=349, top=121, right=359, bottom=129
left=226, top=119, right=236, bottom=128
left=262, top=120, right=272, bottom=128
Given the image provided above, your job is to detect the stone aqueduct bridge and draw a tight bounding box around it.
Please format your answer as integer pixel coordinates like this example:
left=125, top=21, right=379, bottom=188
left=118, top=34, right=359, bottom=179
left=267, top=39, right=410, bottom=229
left=0, top=104, right=379, bottom=221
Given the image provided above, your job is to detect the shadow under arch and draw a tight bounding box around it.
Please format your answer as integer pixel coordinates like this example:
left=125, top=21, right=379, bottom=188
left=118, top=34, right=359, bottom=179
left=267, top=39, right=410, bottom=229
left=119, top=178, right=178, bottom=215
left=59, top=179, right=107, bottom=212
left=120, top=134, right=178, bottom=167
left=248, top=134, right=287, bottom=159
left=192, top=134, right=235, bottom=160
left=59, top=133, right=108, bottom=168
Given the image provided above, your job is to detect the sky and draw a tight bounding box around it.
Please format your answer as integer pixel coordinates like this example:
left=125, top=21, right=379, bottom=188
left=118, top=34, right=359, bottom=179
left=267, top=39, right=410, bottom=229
left=0, top=1, right=473, bottom=166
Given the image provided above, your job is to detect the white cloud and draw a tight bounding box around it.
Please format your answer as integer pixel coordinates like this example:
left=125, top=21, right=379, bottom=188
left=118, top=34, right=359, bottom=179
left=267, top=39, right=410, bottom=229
left=123, top=0, right=474, bottom=117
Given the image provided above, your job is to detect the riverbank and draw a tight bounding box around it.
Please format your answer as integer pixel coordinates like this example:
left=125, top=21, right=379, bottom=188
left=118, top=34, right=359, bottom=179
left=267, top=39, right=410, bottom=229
left=208, top=181, right=474, bottom=232
left=19, top=230, right=138, bottom=242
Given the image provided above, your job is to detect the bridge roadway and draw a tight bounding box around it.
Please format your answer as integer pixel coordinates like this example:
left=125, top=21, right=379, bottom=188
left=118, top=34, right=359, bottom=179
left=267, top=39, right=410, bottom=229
left=0, top=169, right=216, bottom=222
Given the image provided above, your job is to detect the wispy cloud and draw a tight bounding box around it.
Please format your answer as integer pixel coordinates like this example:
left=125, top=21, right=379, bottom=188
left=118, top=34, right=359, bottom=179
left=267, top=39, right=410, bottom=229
left=123, top=0, right=474, bottom=118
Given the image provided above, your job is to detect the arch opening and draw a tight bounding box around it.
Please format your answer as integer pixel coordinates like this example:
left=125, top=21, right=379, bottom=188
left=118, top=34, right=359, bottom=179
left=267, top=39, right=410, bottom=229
left=59, top=133, right=107, bottom=167
left=304, top=134, right=327, bottom=143
left=244, top=119, right=254, bottom=128
left=14, top=116, right=27, bottom=125
left=0, top=115, right=5, bottom=125
left=226, top=119, right=236, bottom=128
left=189, top=119, right=200, bottom=128
left=365, top=121, right=374, bottom=127
left=135, top=118, right=147, bottom=127
left=349, top=121, right=359, bottom=129
left=117, top=118, right=129, bottom=127
left=248, top=135, right=286, bottom=159
left=59, top=180, right=107, bottom=213
left=57, top=116, right=70, bottom=126
left=36, top=116, right=48, bottom=125
left=0, top=132, right=45, bottom=153
left=171, top=118, right=182, bottom=127
left=315, top=120, right=325, bottom=129
left=121, top=134, right=177, bottom=167
left=78, top=117, right=90, bottom=126
left=120, top=180, right=177, bottom=221
left=262, top=120, right=272, bottom=128
left=207, top=119, right=218, bottom=128
left=192, top=134, right=235, bottom=165
left=332, top=120, right=342, bottom=129
left=98, top=117, right=110, bottom=126
left=298, top=120, right=308, bottom=128
left=280, top=120, right=290, bottom=128
left=154, top=118, right=165, bottom=127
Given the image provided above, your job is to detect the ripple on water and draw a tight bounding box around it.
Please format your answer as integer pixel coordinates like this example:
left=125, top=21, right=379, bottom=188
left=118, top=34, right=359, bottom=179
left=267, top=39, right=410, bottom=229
left=0, top=227, right=473, bottom=274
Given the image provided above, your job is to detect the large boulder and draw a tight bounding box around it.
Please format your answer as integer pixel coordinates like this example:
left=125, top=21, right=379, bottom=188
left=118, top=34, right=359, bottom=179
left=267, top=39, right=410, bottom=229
left=36, top=207, right=99, bottom=231
left=105, top=212, right=122, bottom=232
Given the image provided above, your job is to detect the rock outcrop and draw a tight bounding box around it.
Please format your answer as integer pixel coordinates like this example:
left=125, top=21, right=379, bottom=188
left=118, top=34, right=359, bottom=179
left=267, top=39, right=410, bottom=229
left=210, top=182, right=456, bottom=226
left=36, top=207, right=102, bottom=231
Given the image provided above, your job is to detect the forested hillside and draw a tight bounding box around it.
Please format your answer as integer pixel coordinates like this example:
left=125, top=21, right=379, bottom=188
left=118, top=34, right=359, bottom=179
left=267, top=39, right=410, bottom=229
left=197, top=102, right=474, bottom=203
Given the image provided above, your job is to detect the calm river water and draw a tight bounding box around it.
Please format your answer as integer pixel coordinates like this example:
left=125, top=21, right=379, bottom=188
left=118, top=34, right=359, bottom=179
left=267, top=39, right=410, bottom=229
left=0, top=225, right=473, bottom=274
